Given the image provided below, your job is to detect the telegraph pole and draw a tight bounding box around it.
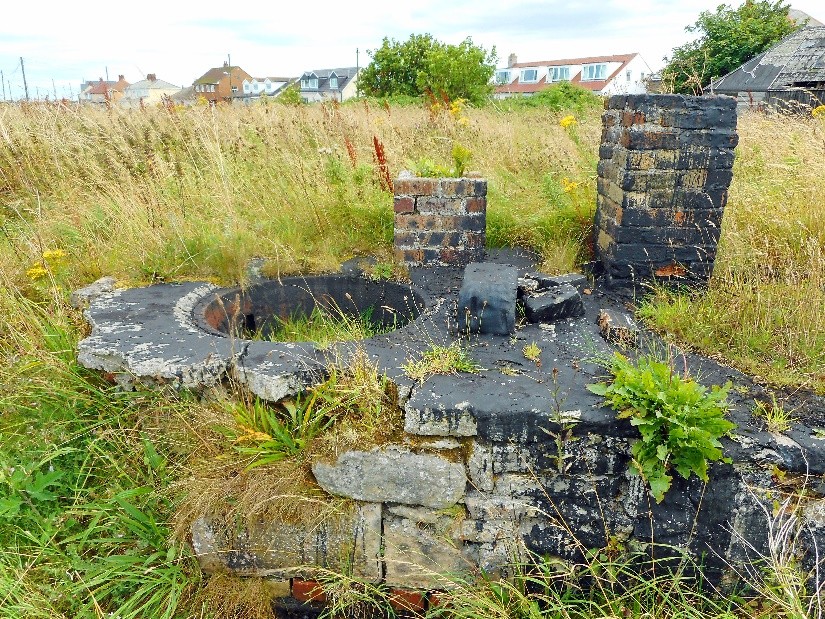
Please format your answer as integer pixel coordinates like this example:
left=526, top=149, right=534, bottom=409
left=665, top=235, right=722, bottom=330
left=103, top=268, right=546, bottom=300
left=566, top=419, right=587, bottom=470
left=227, top=53, right=231, bottom=104
left=20, top=57, right=30, bottom=101
left=1, top=70, right=5, bottom=101
left=356, top=48, right=360, bottom=97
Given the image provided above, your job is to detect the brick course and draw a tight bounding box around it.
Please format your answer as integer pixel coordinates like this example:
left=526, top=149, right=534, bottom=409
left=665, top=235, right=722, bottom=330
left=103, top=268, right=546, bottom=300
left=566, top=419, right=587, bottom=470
left=595, top=94, right=738, bottom=283
left=394, top=173, right=487, bottom=266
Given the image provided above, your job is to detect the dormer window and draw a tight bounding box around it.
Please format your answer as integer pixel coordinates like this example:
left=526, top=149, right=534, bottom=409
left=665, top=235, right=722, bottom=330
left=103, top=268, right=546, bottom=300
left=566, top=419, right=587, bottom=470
left=301, top=73, right=319, bottom=89
left=329, top=73, right=339, bottom=89
left=243, top=81, right=251, bottom=93
left=495, top=70, right=510, bottom=85
left=520, top=69, right=538, bottom=83
left=582, top=63, right=607, bottom=81
left=549, top=66, right=569, bottom=82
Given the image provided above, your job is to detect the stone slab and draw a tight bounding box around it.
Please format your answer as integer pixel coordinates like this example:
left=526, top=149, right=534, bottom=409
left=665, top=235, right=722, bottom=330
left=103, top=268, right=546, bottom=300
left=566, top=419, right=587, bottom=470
left=312, top=447, right=466, bottom=508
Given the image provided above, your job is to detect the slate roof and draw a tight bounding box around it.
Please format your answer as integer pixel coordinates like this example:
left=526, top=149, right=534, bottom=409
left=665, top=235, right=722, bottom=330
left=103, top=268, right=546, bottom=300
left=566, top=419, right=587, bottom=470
left=711, top=26, right=825, bottom=93
left=300, top=67, right=359, bottom=92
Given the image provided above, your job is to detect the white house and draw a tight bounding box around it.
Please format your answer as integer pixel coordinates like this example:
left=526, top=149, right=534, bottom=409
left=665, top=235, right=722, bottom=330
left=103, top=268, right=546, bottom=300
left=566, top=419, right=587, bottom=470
left=120, top=74, right=181, bottom=108
left=494, top=53, right=653, bottom=98
left=298, top=67, right=360, bottom=103
left=237, top=76, right=295, bottom=103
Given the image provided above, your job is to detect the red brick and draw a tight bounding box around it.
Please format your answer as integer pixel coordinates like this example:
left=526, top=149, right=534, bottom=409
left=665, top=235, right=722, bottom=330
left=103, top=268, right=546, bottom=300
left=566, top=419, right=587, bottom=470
left=389, top=589, right=426, bottom=614
left=428, top=592, right=450, bottom=609
left=393, top=179, right=414, bottom=195
left=395, top=214, right=465, bottom=232
left=464, top=197, right=486, bottom=213
left=292, top=579, right=325, bottom=603
left=465, top=231, right=485, bottom=249
left=395, top=248, right=423, bottom=263
left=394, top=196, right=415, bottom=214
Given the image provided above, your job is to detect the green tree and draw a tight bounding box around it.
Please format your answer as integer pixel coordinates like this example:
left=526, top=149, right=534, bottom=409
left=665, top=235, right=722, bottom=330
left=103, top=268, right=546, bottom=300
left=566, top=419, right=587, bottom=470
left=661, top=1, right=798, bottom=94
left=276, top=83, right=302, bottom=105
left=360, top=34, right=497, bottom=105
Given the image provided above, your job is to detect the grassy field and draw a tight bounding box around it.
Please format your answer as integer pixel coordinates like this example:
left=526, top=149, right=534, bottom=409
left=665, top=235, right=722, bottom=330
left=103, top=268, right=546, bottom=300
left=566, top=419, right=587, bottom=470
left=0, top=97, right=823, bottom=617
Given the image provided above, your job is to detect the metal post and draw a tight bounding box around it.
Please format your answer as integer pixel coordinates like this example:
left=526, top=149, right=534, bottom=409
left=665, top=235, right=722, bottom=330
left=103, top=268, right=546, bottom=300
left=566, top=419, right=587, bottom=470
left=20, top=57, right=29, bottom=101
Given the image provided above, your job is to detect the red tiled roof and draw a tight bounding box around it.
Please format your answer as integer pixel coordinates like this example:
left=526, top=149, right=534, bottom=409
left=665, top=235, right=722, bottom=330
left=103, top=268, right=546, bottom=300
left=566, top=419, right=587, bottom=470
left=88, top=79, right=115, bottom=95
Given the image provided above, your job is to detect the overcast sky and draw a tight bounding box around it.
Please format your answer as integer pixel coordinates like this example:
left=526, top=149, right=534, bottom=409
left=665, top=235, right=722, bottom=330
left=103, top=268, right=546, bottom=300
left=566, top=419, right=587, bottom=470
left=1, top=0, right=822, bottom=100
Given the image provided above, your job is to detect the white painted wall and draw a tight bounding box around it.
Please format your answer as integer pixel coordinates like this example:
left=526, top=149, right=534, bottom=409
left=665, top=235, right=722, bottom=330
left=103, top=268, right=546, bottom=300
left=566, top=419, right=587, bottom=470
left=599, top=55, right=652, bottom=95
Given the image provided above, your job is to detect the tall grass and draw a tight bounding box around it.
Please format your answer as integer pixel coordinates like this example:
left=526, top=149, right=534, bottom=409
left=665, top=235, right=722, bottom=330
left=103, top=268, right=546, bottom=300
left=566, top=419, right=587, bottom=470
left=639, top=111, right=825, bottom=393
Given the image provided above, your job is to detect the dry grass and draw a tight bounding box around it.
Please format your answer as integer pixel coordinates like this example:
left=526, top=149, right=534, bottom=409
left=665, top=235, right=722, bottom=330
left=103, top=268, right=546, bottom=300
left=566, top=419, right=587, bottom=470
left=640, top=111, right=825, bottom=393
left=0, top=100, right=597, bottom=294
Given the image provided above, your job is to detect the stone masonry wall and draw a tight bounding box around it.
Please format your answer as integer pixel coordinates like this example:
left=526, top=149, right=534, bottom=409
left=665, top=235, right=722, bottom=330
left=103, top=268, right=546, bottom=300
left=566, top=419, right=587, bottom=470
left=393, top=172, right=486, bottom=266
left=595, top=94, right=738, bottom=283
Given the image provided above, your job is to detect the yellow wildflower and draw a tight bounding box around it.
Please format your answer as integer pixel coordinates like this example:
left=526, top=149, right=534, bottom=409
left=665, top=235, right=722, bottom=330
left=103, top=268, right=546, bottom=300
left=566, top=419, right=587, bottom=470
left=813, top=105, right=825, bottom=119
left=561, top=177, right=581, bottom=193
left=42, top=248, right=67, bottom=262
left=26, top=264, right=48, bottom=280
left=559, top=115, right=577, bottom=128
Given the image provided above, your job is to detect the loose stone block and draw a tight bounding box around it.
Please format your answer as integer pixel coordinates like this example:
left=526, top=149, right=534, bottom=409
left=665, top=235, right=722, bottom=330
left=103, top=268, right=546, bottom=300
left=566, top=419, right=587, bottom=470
left=597, top=308, right=639, bottom=348
left=312, top=447, right=466, bottom=508
left=522, top=284, right=585, bottom=323
left=71, top=276, right=117, bottom=309
left=457, top=262, right=518, bottom=335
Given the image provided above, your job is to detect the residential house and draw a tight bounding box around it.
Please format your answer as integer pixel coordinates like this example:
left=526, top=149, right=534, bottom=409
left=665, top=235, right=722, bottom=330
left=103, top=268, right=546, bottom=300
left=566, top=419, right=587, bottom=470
left=298, top=67, right=360, bottom=103
left=236, top=76, right=296, bottom=104
left=83, top=75, right=130, bottom=106
left=494, top=53, right=652, bottom=98
left=193, top=62, right=252, bottom=103
left=120, top=74, right=181, bottom=108
left=710, top=25, right=825, bottom=111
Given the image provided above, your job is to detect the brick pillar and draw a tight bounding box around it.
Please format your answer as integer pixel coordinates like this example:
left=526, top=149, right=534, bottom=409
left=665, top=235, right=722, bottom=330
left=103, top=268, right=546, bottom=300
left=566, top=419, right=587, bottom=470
left=595, top=94, right=738, bottom=284
left=393, top=172, right=486, bottom=267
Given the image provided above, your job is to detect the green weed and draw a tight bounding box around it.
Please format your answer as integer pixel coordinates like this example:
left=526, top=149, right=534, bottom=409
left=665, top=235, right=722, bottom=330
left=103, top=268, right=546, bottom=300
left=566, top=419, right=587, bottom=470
left=403, top=342, right=481, bottom=382
left=588, top=352, right=735, bottom=502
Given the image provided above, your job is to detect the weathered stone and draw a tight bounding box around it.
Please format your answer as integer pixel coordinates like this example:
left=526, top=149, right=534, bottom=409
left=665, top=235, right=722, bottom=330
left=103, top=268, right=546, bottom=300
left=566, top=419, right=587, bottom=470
left=383, top=512, right=467, bottom=589
left=597, top=308, right=639, bottom=347
left=522, top=284, right=585, bottom=323
left=71, top=276, right=117, bottom=309
left=77, top=282, right=243, bottom=390
left=404, top=396, right=478, bottom=437
left=457, top=262, right=518, bottom=335
left=190, top=502, right=382, bottom=580
left=312, top=448, right=466, bottom=508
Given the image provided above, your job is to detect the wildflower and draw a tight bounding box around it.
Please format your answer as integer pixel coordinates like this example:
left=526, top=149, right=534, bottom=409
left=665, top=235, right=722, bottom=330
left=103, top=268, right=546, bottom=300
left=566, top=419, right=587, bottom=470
left=26, top=264, right=48, bottom=280
left=559, top=115, right=577, bottom=128
left=561, top=177, right=580, bottom=193
left=813, top=105, right=825, bottom=119
left=457, top=116, right=470, bottom=127
left=42, top=248, right=66, bottom=262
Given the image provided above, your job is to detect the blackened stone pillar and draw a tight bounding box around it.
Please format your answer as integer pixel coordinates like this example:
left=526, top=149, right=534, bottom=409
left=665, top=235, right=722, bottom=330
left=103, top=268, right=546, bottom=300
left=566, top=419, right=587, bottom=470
left=595, top=94, right=738, bottom=284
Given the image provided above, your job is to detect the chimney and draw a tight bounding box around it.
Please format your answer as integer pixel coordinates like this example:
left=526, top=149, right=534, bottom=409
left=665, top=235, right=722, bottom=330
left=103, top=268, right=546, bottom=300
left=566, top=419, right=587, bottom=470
left=147, top=73, right=156, bottom=82
left=223, top=61, right=228, bottom=67
left=508, top=53, right=517, bottom=68
left=118, top=75, right=124, bottom=81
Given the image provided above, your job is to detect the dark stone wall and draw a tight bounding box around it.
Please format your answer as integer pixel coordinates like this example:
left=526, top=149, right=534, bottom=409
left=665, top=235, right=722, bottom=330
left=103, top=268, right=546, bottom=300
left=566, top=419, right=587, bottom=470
left=595, top=94, right=738, bottom=283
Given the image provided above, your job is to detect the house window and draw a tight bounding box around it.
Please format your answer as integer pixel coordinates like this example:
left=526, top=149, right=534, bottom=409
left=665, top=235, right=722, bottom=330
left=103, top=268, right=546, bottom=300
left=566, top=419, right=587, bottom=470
left=549, top=66, right=569, bottom=82
left=495, top=70, right=510, bottom=85
left=231, top=86, right=238, bottom=93
left=582, top=64, right=607, bottom=81
left=626, top=70, right=632, bottom=82
left=243, top=83, right=250, bottom=93
left=641, top=72, right=646, bottom=80
left=301, top=75, right=318, bottom=89
left=329, top=75, right=338, bottom=89
left=520, top=69, right=538, bottom=83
